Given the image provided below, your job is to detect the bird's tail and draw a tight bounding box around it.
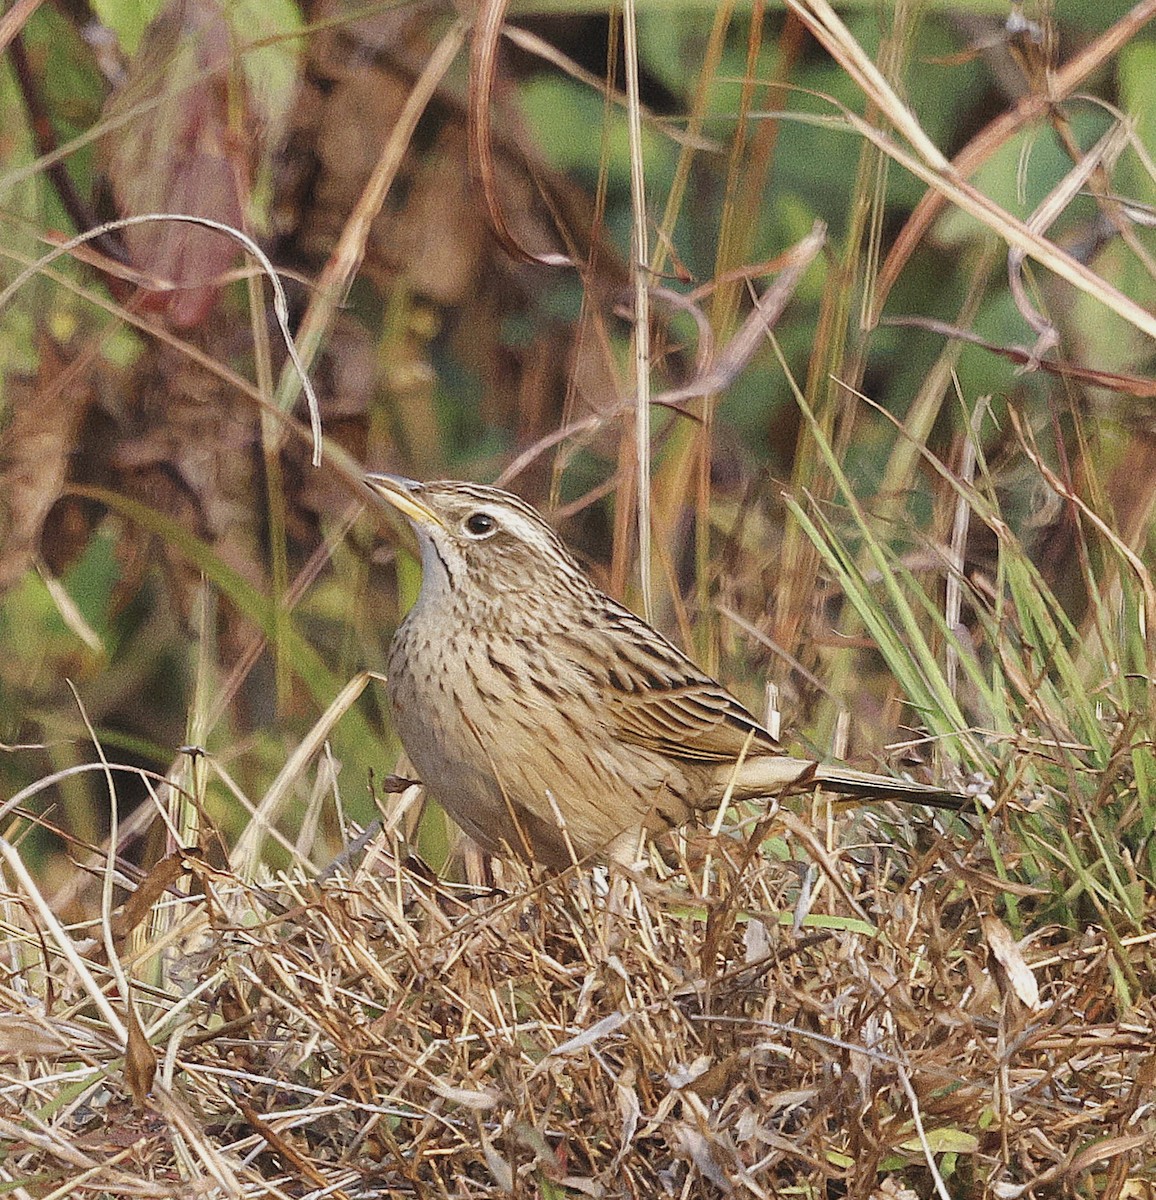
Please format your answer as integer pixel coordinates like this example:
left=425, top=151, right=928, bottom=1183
left=725, top=756, right=971, bottom=811
left=812, top=763, right=970, bottom=810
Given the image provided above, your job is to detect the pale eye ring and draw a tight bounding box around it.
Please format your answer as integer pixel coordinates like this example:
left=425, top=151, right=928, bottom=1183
left=464, top=511, right=496, bottom=537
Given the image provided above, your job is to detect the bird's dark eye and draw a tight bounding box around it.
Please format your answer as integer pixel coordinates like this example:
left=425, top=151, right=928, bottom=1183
left=464, top=512, right=496, bottom=536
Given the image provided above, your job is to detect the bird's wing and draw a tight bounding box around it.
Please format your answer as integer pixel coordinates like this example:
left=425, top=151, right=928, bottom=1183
left=581, top=604, right=781, bottom=763
left=608, top=681, right=780, bottom=762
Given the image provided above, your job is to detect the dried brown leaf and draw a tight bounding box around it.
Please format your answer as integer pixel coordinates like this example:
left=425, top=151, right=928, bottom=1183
left=124, top=1004, right=156, bottom=1110
left=982, top=914, right=1041, bottom=1010
left=101, top=0, right=250, bottom=327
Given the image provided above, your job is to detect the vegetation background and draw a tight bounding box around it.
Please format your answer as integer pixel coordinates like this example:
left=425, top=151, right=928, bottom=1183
left=1, top=0, right=1155, bottom=1196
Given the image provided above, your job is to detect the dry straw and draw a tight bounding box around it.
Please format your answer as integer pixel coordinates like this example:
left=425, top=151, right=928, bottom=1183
left=2, top=798, right=1153, bottom=1197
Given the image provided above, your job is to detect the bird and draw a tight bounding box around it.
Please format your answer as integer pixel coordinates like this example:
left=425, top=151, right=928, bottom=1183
left=365, top=474, right=972, bottom=869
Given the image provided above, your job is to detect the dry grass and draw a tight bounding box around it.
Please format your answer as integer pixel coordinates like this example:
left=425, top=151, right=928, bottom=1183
left=4, top=3, right=1156, bottom=1197
left=3, top=792, right=1154, bottom=1199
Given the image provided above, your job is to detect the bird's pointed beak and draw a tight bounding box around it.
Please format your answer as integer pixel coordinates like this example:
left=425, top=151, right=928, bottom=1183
left=364, top=473, right=445, bottom=529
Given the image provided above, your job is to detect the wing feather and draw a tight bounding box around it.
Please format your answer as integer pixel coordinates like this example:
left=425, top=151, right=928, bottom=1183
left=577, top=602, right=782, bottom=763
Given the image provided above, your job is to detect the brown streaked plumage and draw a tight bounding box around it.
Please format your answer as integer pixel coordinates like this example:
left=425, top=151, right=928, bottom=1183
left=367, top=474, right=970, bottom=868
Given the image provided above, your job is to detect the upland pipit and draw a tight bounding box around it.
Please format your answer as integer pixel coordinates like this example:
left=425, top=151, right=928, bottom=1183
left=367, top=475, right=971, bottom=867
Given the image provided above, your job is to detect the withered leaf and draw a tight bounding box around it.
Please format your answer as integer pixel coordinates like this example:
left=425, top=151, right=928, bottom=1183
left=101, top=0, right=250, bottom=328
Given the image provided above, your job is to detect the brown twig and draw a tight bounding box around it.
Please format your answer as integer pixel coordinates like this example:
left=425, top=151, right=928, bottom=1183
left=10, top=32, right=128, bottom=264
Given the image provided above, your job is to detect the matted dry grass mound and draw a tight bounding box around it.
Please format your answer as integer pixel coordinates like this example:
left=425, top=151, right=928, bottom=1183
left=2, top=805, right=1154, bottom=1199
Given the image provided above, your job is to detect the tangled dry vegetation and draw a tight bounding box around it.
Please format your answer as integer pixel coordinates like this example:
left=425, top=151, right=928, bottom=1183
left=5, top=1, right=1156, bottom=1195
left=3, top=790, right=1154, bottom=1199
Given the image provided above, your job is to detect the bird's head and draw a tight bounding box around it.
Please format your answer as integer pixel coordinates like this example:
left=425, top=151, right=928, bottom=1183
left=365, top=475, right=591, bottom=606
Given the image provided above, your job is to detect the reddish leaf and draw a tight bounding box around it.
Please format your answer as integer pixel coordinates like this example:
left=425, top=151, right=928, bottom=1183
left=101, top=0, right=250, bottom=328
